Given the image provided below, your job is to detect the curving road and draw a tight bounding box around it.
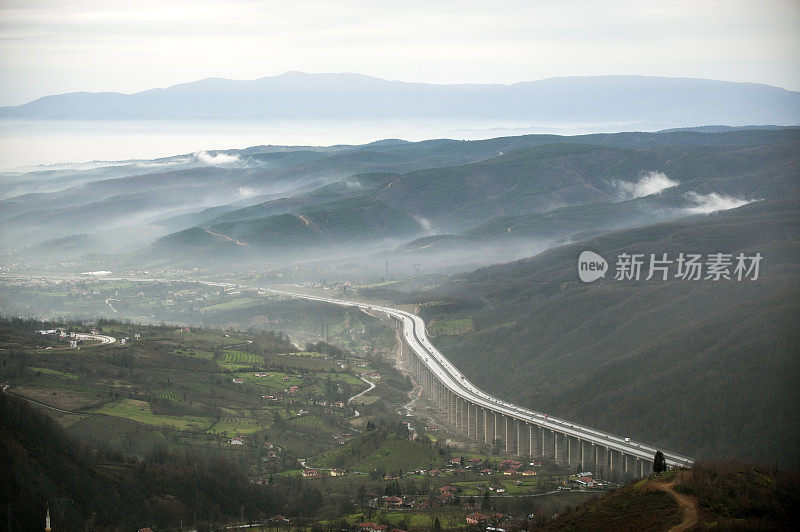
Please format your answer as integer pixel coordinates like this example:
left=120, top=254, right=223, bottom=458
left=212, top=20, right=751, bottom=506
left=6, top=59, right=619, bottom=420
left=267, top=288, right=694, bottom=469
left=74, top=333, right=116, bottom=345
left=348, top=376, right=376, bottom=404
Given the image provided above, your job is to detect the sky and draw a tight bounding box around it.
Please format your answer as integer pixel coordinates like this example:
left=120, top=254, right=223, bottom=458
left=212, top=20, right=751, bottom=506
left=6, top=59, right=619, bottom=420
left=0, top=0, right=799, bottom=106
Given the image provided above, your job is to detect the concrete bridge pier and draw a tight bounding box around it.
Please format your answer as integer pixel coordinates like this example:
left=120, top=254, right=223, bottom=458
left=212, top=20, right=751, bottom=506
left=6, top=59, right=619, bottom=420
left=581, top=441, right=596, bottom=471
left=476, top=406, right=486, bottom=444
left=568, top=436, right=581, bottom=469
left=518, top=420, right=530, bottom=457
left=623, top=453, right=636, bottom=476
left=485, top=409, right=496, bottom=445
left=638, top=458, right=652, bottom=477
left=554, top=432, right=569, bottom=465
left=506, top=416, right=514, bottom=453
left=530, top=424, right=543, bottom=458
left=466, top=399, right=473, bottom=438
left=510, top=419, right=520, bottom=455
left=609, top=449, right=624, bottom=478
left=542, top=429, right=555, bottom=460
left=594, top=446, right=608, bottom=477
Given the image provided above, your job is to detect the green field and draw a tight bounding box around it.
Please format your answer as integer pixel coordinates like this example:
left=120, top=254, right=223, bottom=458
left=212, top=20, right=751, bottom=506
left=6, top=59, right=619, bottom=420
left=222, top=350, right=264, bottom=365
left=277, top=351, right=327, bottom=358
left=29, top=367, right=79, bottom=380
left=197, top=297, right=258, bottom=312
left=212, top=416, right=266, bottom=435
left=94, top=399, right=212, bottom=431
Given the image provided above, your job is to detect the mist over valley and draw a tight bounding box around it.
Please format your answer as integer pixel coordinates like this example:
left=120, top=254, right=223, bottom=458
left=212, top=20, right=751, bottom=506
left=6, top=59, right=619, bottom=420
left=2, top=72, right=799, bottom=530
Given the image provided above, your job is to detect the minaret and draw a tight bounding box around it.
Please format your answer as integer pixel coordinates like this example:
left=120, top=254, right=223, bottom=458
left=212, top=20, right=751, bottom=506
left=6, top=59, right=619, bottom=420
left=45, top=505, right=51, bottom=532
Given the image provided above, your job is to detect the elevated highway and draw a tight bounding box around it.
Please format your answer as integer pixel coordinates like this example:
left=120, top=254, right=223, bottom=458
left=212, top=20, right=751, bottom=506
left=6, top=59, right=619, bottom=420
left=268, top=289, right=694, bottom=478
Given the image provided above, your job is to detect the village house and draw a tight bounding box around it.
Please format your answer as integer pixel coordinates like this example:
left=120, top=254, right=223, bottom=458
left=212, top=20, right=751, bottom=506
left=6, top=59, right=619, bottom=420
left=385, top=495, right=402, bottom=508
left=500, top=459, right=523, bottom=471
left=466, top=513, right=490, bottom=525
left=358, top=523, right=388, bottom=532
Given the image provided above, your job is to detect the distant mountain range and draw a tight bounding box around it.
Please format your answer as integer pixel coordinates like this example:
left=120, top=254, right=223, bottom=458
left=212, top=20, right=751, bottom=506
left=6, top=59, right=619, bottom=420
left=2, top=72, right=800, bottom=126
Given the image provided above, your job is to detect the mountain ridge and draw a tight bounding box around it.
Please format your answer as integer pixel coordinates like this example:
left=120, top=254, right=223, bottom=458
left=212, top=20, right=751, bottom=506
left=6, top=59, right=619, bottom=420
left=3, top=72, right=799, bottom=126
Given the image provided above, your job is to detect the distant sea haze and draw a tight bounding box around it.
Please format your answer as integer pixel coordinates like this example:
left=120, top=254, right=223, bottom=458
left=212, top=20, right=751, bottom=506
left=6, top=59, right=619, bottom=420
left=1, top=73, right=799, bottom=168
left=0, top=118, right=646, bottom=170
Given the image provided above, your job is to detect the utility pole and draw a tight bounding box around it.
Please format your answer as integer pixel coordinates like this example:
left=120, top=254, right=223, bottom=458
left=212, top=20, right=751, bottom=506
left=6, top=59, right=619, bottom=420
left=385, top=258, right=389, bottom=281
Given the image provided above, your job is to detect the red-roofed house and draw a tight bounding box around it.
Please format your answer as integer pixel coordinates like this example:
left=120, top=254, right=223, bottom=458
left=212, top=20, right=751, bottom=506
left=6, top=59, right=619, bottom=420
left=465, top=513, right=490, bottom=525
left=358, top=523, right=388, bottom=532
left=386, top=495, right=402, bottom=507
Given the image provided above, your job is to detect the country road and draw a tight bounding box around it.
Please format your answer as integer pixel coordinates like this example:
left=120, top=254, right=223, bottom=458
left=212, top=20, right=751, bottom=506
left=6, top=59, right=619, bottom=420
left=348, top=376, right=376, bottom=404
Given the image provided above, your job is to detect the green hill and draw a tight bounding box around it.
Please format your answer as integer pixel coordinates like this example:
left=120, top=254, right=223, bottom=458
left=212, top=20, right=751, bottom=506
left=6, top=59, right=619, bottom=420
left=154, top=195, right=422, bottom=260
left=546, top=461, right=800, bottom=531
left=374, top=139, right=800, bottom=231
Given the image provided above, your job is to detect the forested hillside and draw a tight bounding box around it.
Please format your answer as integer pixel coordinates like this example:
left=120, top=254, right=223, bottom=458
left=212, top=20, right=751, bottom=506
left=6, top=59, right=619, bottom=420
left=0, top=392, right=320, bottom=530
left=149, top=131, right=800, bottom=266
left=368, top=199, right=800, bottom=466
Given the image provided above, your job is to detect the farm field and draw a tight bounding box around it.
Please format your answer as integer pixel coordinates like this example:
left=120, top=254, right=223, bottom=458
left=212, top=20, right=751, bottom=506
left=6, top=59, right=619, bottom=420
left=94, top=398, right=213, bottom=431
left=1, top=304, right=614, bottom=530
left=0, top=315, right=409, bottom=476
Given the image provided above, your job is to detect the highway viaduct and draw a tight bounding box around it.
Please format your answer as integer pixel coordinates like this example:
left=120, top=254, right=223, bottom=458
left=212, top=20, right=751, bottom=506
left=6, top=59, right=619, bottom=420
left=266, top=289, right=694, bottom=479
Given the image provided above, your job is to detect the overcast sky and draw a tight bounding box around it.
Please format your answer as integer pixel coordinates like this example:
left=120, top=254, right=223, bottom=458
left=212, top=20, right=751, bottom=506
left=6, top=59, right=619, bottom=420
left=0, top=0, right=798, bottom=106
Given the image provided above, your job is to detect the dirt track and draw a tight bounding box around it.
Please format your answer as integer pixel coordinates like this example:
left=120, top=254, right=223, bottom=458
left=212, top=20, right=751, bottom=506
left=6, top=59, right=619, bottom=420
left=648, top=471, right=699, bottom=531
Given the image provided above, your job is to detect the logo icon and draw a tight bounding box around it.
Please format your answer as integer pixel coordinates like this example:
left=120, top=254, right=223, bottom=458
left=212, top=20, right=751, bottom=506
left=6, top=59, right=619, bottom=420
left=578, top=251, right=608, bottom=282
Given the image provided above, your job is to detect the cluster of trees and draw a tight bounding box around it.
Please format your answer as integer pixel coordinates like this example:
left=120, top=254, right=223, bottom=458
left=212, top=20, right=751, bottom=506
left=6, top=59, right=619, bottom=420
left=0, top=393, right=324, bottom=530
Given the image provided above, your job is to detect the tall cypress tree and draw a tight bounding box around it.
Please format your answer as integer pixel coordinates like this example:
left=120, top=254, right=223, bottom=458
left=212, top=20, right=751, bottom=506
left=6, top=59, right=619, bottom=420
left=653, top=451, right=667, bottom=474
